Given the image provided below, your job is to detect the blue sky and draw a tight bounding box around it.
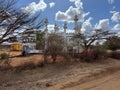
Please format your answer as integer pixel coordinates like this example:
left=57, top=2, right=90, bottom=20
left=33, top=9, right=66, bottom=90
left=16, top=0, right=120, bottom=34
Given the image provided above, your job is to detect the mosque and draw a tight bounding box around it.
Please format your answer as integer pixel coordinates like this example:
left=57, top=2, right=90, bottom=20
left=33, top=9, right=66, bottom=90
left=16, top=15, right=83, bottom=53
left=43, top=15, right=83, bottom=53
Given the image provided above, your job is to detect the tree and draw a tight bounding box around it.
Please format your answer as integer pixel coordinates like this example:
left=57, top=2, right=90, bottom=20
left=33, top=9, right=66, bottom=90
left=45, top=33, right=65, bottom=63
left=36, top=31, right=45, bottom=50
left=73, top=28, right=113, bottom=61
left=73, top=29, right=112, bottom=51
left=0, top=0, right=44, bottom=44
left=103, top=36, right=120, bottom=51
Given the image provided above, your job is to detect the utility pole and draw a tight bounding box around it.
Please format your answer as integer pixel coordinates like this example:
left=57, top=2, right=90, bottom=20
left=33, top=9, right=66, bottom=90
left=44, top=18, right=48, bottom=50
left=44, top=18, right=48, bottom=63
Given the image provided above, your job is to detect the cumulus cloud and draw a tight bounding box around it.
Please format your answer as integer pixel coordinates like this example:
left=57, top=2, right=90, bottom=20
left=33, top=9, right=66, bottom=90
left=55, top=11, right=68, bottom=21
left=81, top=17, right=93, bottom=33
left=112, top=24, right=120, bottom=30
left=55, top=0, right=89, bottom=22
left=22, top=0, right=47, bottom=14
left=49, top=2, right=55, bottom=8
left=69, top=0, right=83, bottom=9
left=108, top=0, right=114, bottom=4
left=95, top=19, right=110, bottom=31
left=111, top=11, right=120, bottom=22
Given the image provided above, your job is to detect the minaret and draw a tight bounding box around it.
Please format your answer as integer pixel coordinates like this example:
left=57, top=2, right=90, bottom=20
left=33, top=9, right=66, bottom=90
left=74, top=15, right=79, bottom=34
left=63, top=22, right=67, bottom=34
left=63, top=22, right=67, bottom=52
left=54, top=23, right=59, bottom=33
left=44, top=18, right=48, bottom=33
left=44, top=18, right=49, bottom=38
left=44, top=18, right=48, bottom=50
left=63, top=22, right=67, bottom=38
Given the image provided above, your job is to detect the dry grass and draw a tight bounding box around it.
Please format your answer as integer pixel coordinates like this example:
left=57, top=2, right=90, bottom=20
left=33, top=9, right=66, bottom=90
left=10, top=55, right=44, bottom=67
left=0, top=50, right=67, bottom=70
left=0, top=49, right=119, bottom=71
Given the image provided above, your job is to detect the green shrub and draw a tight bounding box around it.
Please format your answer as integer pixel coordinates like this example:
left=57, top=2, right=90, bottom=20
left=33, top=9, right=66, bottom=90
left=0, top=53, right=9, bottom=59
left=109, top=52, right=120, bottom=60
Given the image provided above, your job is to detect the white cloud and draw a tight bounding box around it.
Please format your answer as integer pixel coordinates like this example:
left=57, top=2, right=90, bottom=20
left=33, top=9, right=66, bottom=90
left=116, top=32, right=120, bottom=37
left=55, top=11, right=68, bottom=21
left=22, top=0, right=47, bottom=14
left=49, top=2, right=55, bottom=8
left=108, top=0, right=114, bottom=4
left=47, top=24, right=55, bottom=32
left=42, top=24, right=55, bottom=32
left=55, top=0, right=89, bottom=22
left=111, top=11, right=120, bottom=22
left=81, top=17, right=93, bottom=33
left=66, top=29, right=75, bottom=33
left=112, top=24, right=120, bottom=30
left=70, top=0, right=83, bottom=9
left=95, top=19, right=110, bottom=31
left=109, top=10, right=116, bottom=14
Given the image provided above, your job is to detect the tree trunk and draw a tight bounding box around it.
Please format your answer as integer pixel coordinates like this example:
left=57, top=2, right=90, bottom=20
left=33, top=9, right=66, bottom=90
left=43, top=50, right=48, bottom=64
left=52, top=53, right=57, bottom=63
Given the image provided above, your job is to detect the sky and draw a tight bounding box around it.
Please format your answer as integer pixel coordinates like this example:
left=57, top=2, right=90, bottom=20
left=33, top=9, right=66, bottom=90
left=16, top=0, right=120, bottom=34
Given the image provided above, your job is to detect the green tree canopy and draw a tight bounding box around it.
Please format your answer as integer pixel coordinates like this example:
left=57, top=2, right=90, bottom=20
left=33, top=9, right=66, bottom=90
left=103, top=36, right=120, bottom=51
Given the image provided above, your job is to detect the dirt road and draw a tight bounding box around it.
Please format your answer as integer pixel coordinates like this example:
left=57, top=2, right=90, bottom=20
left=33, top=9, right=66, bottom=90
left=63, top=71, right=120, bottom=90
left=0, top=58, right=120, bottom=90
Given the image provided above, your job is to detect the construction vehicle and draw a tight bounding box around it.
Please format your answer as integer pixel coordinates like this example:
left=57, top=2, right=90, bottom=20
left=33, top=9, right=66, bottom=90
left=10, top=43, right=22, bottom=51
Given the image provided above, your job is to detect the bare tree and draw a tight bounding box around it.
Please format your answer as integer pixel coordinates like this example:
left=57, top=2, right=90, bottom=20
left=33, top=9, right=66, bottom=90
left=0, top=0, right=44, bottom=44
left=45, top=33, right=65, bottom=63
left=73, top=29, right=113, bottom=51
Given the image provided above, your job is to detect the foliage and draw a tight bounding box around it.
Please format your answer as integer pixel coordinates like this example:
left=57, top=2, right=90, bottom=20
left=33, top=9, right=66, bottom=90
left=73, top=29, right=112, bottom=51
left=109, top=52, right=120, bottom=60
left=102, top=36, right=120, bottom=51
left=79, top=49, right=107, bottom=62
left=36, top=31, right=45, bottom=49
left=45, top=33, right=65, bottom=63
left=93, top=49, right=107, bottom=59
left=0, top=52, right=9, bottom=59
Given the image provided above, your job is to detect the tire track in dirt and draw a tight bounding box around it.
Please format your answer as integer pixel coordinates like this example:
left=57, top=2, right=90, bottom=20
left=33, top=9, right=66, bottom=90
left=47, top=66, right=120, bottom=90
